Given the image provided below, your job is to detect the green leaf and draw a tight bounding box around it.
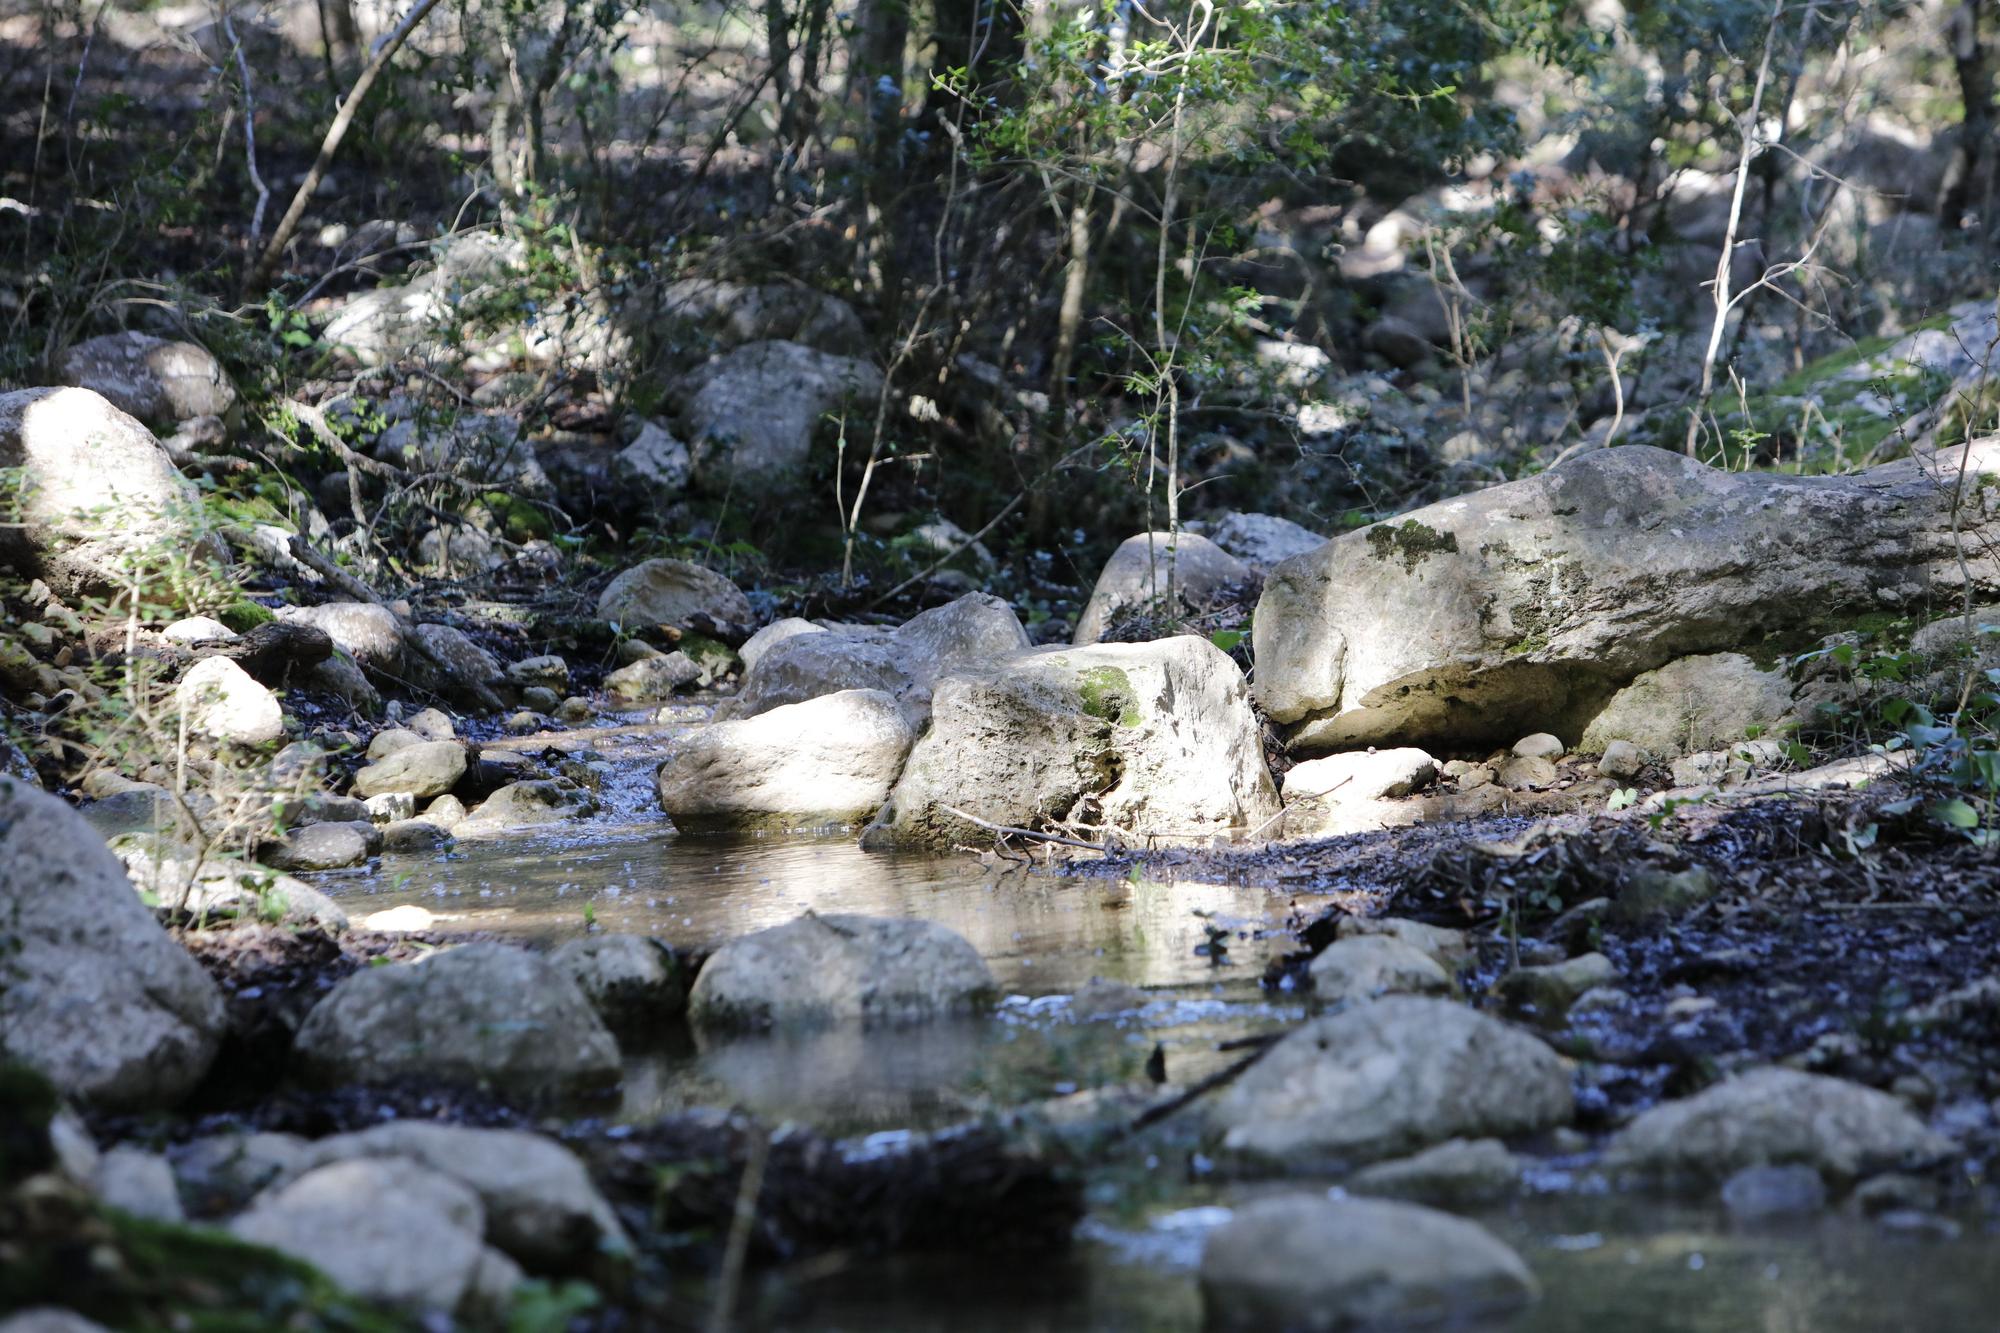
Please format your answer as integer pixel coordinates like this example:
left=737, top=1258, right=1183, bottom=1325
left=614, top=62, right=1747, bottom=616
left=1209, top=629, right=1247, bottom=652
left=1930, top=798, right=1981, bottom=830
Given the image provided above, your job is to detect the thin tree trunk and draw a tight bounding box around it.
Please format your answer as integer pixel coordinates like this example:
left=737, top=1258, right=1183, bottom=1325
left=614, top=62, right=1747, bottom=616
left=1944, top=0, right=1993, bottom=232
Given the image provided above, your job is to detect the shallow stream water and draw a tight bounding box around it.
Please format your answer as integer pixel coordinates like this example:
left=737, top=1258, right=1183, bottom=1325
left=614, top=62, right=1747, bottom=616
left=309, top=715, right=2000, bottom=1330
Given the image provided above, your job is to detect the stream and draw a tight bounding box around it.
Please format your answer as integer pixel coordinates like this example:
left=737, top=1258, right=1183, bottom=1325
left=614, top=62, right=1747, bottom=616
left=301, top=714, right=2000, bottom=1331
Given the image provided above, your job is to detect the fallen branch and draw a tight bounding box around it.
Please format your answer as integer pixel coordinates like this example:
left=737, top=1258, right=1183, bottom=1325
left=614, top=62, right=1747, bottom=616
left=1119, top=1040, right=1274, bottom=1138
left=940, top=803, right=1109, bottom=853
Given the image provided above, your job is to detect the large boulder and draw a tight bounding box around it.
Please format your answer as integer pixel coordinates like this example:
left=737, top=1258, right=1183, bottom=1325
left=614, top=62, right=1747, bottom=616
left=863, top=636, right=1280, bottom=851
left=678, top=340, right=884, bottom=492
left=58, top=331, right=236, bottom=424
left=0, top=387, right=223, bottom=599
left=0, top=777, right=224, bottom=1107
left=1073, top=531, right=1253, bottom=645
left=1205, top=996, right=1573, bottom=1169
left=1199, top=1195, right=1538, bottom=1332
left=659, top=689, right=915, bottom=831
left=689, top=912, right=996, bottom=1030
left=729, top=592, right=1030, bottom=722
left=1254, top=441, right=2000, bottom=750
left=1602, top=1068, right=1956, bottom=1186
left=292, top=942, right=620, bottom=1097
left=596, top=557, right=753, bottom=629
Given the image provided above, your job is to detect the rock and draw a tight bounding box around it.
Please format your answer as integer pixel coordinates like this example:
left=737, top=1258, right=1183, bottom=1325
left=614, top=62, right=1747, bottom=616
left=518, top=687, right=560, bottom=718
left=1206, top=996, right=1573, bottom=1168
left=1603, top=1068, right=1956, bottom=1186
left=93, top=1145, right=184, bottom=1221
left=408, top=623, right=505, bottom=710
left=729, top=592, right=1030, bottom=723
left=456, top=780, right=597, bottom=834
left=350, top=740, right=467, bottom=799
left=1199, top=1195, right=1537, bottom=1332
left=58, top=331, right=235, bottom=424
left=360, top=904, right=437, bottom=931
left=319, top=231, right=522, bottom=366
left=1513, top=732, right=1564, bottom=759
left=1345, top=1137, right=1523, bottom=1205
left=0, top=1312, right=113, bottom=1333
left=174, top=657, right=284, bottom=746
left=0, top=388, right=224, bottom=599
left=1497, top=952, right=1617, bottom=1023
left=406, top=706, right=456, bottom=740
left=1722, top=1163, right=1829, bottom=1220
left=230, top=1159, right=504, bottom=1314
left=659, top=689, right=914, bottom=831
left=1253, top=441, right=2000, bottom=750
left=364, top=792, right=415, bottom=823
left=367, top=727, right=423, bottom=760
left=1363, top=313, right=1435, bottom=368
left=171, top=1131, right=308, bottom=1210
left=1580, top=652, right=1820, bottom=760
left=505, top=655, right=570, bottom=689
left=549, top=935, right=691, bottom=1027
left=1203, top=511, right=1323, bottom=570
left=425, top=794, right=469, bottom=828
left=306, top=648, right=382, bottom=715
left=864, top=637, right=1280, bottom=851
left=1599, top=737, right=1646, bottom=780
left=161, top=616, right=236, bottom=646
left=382, top=818, right=455, bottom=852
left=1495, top=754, right=1558, bottom=790
left=738, top=617, right=826, bottom=671
left=1309, top=935, right=1451, bottom=1003
left=597, top=557, right=753, bottom=629
left=278, top=602, right=404, bottom=674
left=1611, top=864, right=1718, bottom=922
left=1073, top=532, right=1253, bottom=645
left=293, top=942, right=620, bottom=1096
left=612, top=420, right=691, bottom=494
left=286, top=1121, right=629, bottom=1269
left=654, top=278, right=865, bottom=354
left=1333, top=916, right=1471, bottom=969
left=1280, top=747, right=1438, bottom=837
left=679, top=340, right=884, bottom=491
left=0, top=778, right=224, bottom=1107
left=115, top=837, right=349, bottom=931
left=260, top=820, right=379, bottom=872
left=604, top=650, right=701, bottom=701
left=688, top=912, right=996, bottom=1030
left=554, top=696, right=592, bottom=723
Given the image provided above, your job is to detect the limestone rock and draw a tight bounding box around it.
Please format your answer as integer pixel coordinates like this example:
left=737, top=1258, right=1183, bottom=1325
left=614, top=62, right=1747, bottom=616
left=456, top=780, right=597, bottom=835
left=1280, top=747, right=1437, bottom=837
left=350, top=740, right=467, bottom=799
left=292, top=942, right=620, bottom=1096
left=689, top=912, right=996, bottom=1030
left=1203, top=511, right=1323, bottom=570
left=1199, top=1195, right=1538, bottom=1332
left=678, top=340, right=883, bottom=492
left=550, top=934, right=691, bottom=1027
left=0, top=778, right=224, bottom=1107
left=1580, top=652, right=1818, bottom=760
left=1309, top=934, right=1452, bottom=1003
left=1254, top=441, right=2000, bottom=750
left=93, top=1145, right=184, bottom=1221
left=1206, top=996, right=1573, bottom=1169
left=1332, top=916, right=1471, bottom=969
left=605, top=650, right=701, bottom=702
left=864, top=636, right=1279, bottom=851
left=596, top=557, right=753, bottom=629
left=660, top=689, right=914, bottom=832
left=1345, top=1137, right=1524, bottom=1205
left=59, top=331, right=236, bottom=424
left=260, top=820, right=380, bottom=872
left=1497, top=952, right=1617, bottom=1023
left=279, top=602, right=404, bottom=673
left=1598, top=738, right=1646, bottom=780
left=612, top=420, right=691, bottom=494
left=175, top=657, right=284, bottom=746
left=115, top=836, right=349, bottom=931
left=1073, top=532, right=1252, bottom=645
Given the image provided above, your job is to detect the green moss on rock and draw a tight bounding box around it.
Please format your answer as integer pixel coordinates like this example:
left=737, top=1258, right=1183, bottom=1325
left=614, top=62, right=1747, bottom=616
left=1366, top=519, right=1459, bottom=574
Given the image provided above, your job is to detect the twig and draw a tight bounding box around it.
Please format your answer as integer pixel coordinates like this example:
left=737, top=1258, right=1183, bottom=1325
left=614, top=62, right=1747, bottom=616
left=707, top=1124, right=768, bottom=1333
left=940, top=804, right=1108, bottom=852
left=1119, top=1041, right=1273, bottom=1138
left=222, top=15, right=270, bottom=243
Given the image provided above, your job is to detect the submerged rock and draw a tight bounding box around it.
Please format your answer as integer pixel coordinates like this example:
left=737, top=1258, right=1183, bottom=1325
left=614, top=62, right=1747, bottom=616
left=292, top=942, right=620, bottom=1097
left=1073, top=531, right=1252, bottom=645
left=1206, top=996, right=1573, bottom=1169
left=689, top=913, right=996, bottom=1030
left=1199, top=1194, right=1538, bottom=1331
left=1602, top=1068, right=1955, bottom=1186
left=0, top=778, right=224, bottom=1108
left=659, top=689, right=915, bottom=831
left=863, top=636, right=1280, bottom=851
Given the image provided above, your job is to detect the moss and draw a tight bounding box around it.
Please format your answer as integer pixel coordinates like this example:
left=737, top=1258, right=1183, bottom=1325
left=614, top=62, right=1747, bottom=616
left=1506, top=633, right=1549, bottom=657
left=675, top=630, right=738, bottom=675
left=480, top=492, right=553, bottom=542
left=1365, top=518, right=1459, bottom=574
left=1078, top=665, right=1141, bottom=727
left=219, top=597, right=274, bottom=632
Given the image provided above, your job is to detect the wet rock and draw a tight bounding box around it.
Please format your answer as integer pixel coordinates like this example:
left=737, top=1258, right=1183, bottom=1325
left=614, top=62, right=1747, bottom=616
left=293, top=941, right=620, bottom=1097
left=605, top=650, right=701, bottom=702
left=729, top=593, right=1030, bottom=723
left=115, top=836, right=349, bottom=931
left=286, top=1121, right=629, bottom=1269
left=260, top=820, right=380, bottom=872
left=1603, top=1068, right=1956, bottom=1186
left=1199, top=1195, right=1538, bottom=1331
left=456, top=780, right=597, bottom=835
left=1598, top=738, right=1646, bottom=780
left=597, top=557, right=753, bottom=633
left=679, top=340, right=884, bottom=492
left=549, top=934, right=690, bottom=1028
left=381, top=818, right=454, bottom=852
left=689, top=912, right=996, bottom=1031
left=1333, top=915, right=1471, bottom=969
left=659, top=689, right=915, bottom=831
left=93, top=1145, right=184, bottom=1221
left=175, top=656, right=284, bottom=747
left=59, top=331, right=235, bottom=424
left=864, top=636, right=1280, bottom=851
left=1721, top=1163, right=1828, bottom=1220
left=1497, top=952, right=1618, bottom=1023
left=1073, top=532, right=1252, bottom=645
left=1203, top=511, right=1322, bottom=570
left=1280, top=747, right=1438, bottom=837
left=230, top=1158, right=511, bottom=1315
left=1309, top=934, right=1451, bottom=1003
left=1206, top=996, right=1573, bottom=1169
left=1254, top=440, right=2000, bottom=750
left=350, top=739, right=467, bottom=799
left=1345, top=1137, right=1523, bottom=1205
left=1513, top=732, right=1565, bottom=759
left=0, top=778, right=224, bottom=1107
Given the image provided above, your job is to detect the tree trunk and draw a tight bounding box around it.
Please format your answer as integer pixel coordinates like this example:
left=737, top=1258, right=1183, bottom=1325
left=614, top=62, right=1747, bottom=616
left=1944, top=0, right=1993, bottom=233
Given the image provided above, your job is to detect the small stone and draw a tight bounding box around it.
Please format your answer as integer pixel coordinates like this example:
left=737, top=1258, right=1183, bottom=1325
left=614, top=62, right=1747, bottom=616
left=520, top=685, right=561, bottom=713
left=1513, top=732, right=1565, bottom=760
left=162, top=616, right=237, bottom=646
left=382, top=819, right=455, bottom=852
left=351, top=740, right=467, bottom=800
left=1495, top=754, right=1558, bottom=790
left=367, top=727, right=423, bottom=760
left=405, top=707, right=456, bottom=740
left=262, top=820, right=380, bottom=872
left=424, top=794, right=468, bottom=828
left=176, top=657, right=284, bottom=746
left=1570, top=986, right=1632, bottom=1015
left=504, top=710, right=546, bottom=733
left=1497, top=952, right=1617, bottom=1023
left=1664, top=995, right=1719, bottom=1020
left=1332, top=916, right=1471, bottom=969
left=1721, top=1163, right=1827, bottom=1221
left=364, top=792, right=416, bottom=823
left=1599, top=738, right=1646, bottom=780
left=605, top=651, right=701, bottom=702
left=504, top=655, right=570, bottom=689
left=362, top=904, right=437, bottom=932
left=554, top=696, right=592, bottom=723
